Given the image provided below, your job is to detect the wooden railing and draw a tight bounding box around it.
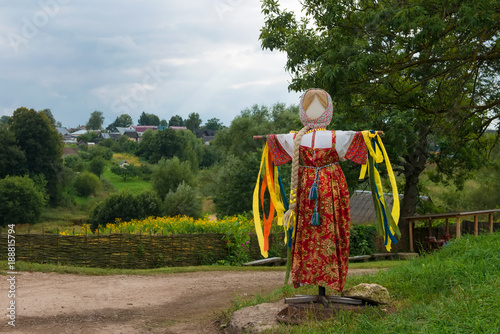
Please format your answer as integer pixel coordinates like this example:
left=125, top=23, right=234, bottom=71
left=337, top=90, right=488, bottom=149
left=403, top=209, right=500, bottom=252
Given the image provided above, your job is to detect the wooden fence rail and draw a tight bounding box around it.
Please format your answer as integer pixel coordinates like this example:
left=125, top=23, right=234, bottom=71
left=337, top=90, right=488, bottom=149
left=403, top=209, right=500, bottom=252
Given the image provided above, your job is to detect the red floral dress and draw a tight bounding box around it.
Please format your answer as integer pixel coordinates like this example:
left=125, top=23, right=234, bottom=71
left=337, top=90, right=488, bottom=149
left=267, top=130, right=366, bottom=291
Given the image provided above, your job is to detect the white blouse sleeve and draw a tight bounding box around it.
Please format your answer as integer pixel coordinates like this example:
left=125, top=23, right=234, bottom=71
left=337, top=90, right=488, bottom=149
left=275, top=130, right=358, bottom=161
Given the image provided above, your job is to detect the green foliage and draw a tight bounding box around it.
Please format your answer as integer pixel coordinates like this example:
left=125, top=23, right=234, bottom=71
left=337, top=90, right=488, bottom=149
left=0, top=127, right=26, bottom=178
left=259, top=0, right=500, bottom=220
left=174, top=128, right=204, bottom=170
left=106, top=114, right=133, bottom=131
left=63, top=155, right=85, bottom=172
left=197, top=168, right=219, bottom=197
left=213, top=153, right=260, bottom=217
left=87, top=145, right=113, bottom=161
left=137, top=111, right=160, bottom=126
left=204, top=117, right=224, bottom=131
left=218, top=216, right=254, bottom=266
left=0, top=175, right=47, bottom=226
left=8, top=107, right=63, bottom=204
left=110, top=164, right=138, bottom=182
left=40, top=109, right=57, bottom=125
left=210, top=103, right=300, bottom=217
left=136, top=190, right=162, bottom=218
left=199, top=144, right=221, bottom=169
left=138, top=164, right=153, bottom=181
left=88, top=156, right=106, bottom=178
left=88, top=190, right=157, bottom=231
left=77, top=131, right=99, bottom=143
left=184, top=112, right=202, bottom=133
left=349, top=225, right=377, bottom=256
left=116, top=135, right=139, bottom=154
left=151, top=157, right=195, bottom=200
left=0, top=115, right=10, bottom=124
left=137, top=128, right=180, bottom=163
left=168, top=115, right=183, bottom=126
left=86, top=111, right=104, bottom=130
left=73, top=172, right=101, bottom=197
left=163, top=182, right=203, bottom=219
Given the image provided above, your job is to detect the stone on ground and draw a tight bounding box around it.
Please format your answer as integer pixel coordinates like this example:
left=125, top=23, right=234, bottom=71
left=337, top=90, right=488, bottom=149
left=341, top=283, right=391, bottom=305
left=228, top=300, right=286, bottom=334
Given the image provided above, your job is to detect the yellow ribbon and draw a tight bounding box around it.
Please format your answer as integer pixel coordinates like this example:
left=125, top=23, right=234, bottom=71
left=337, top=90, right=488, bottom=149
left=360, top=131, right=400, bottom=251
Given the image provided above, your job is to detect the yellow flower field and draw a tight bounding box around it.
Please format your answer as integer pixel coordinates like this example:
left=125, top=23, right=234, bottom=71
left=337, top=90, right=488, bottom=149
left=58, top=215, right=278, bottom=236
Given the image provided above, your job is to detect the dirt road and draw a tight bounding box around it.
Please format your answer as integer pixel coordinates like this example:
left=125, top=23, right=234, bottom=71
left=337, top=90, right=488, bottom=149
left=1, top=269, right=378, bottom=334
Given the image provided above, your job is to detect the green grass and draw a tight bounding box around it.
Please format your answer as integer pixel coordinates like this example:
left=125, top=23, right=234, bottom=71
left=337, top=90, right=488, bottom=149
left=223, top=233, right=500, bottom=333
left=102, top=168, right=152, bottom=192
left=348, top=260, right=402, bottom=270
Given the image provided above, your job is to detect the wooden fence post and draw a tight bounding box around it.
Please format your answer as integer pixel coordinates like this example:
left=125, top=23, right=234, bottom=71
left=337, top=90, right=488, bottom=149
left=474, top=215, right=479, bottom=236
left=490, top=213, right=494, bottom=234
left=409, top=219, right=414, bottom=252
left=456, top=216, right=461, bottom=239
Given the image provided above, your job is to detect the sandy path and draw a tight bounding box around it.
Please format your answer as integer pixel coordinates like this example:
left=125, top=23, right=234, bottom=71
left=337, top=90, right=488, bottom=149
left=1, top=269, right=378, bottom=334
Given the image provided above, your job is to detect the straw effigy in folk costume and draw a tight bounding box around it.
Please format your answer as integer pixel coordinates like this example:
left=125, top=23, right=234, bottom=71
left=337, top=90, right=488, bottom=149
left=253, top=88, right=400, bottom=292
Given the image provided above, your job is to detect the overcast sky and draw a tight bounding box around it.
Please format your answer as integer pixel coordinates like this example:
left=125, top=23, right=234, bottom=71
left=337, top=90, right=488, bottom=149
left=0, top=1, right=303, bottom=128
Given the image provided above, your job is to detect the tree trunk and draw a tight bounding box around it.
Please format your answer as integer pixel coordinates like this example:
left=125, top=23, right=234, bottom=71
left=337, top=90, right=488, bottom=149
left=393, top=132, right=429, bottom=252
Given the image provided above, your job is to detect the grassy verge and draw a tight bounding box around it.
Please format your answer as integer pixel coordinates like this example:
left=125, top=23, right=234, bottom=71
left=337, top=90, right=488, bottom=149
left=224, top=233, right=500, bottom=333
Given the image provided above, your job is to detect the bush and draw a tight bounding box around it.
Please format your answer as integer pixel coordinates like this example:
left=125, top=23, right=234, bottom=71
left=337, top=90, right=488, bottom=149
left=64, top=155, right=85, bottom=172
left=163, top=182, right=203, bottom=218
left=89, top=190, right=162, bottom=231
left=89, top=191, right=140, bottom=231
left=73, top=172, right=101, bottom=197
left=110, top=164, right=138, bottom=182
left=88, top=156, right=106, bottom=178
left=136, top=190, right=162, bottom=218
left=87, top=145, right=113, bottom=161
left=349, top=224, right=377, bottom=256
left=0, top=175, right=47, bottom=226
left=151, top=157, right=195, bottom=200
left=138, top=164, right=152, bottom=181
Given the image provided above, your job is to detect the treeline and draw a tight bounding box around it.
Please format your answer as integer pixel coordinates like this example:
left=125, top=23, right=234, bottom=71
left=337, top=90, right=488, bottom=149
left=2, top=104, right=498, bottom=229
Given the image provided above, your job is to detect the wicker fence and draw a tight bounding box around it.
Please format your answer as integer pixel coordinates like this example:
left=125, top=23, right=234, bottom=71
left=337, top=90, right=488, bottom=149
left=0, top=232, right=287, bottom=269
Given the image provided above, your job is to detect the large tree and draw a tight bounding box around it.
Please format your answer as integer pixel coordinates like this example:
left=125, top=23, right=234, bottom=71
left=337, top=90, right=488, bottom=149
left=87, top=111, right=104, bottom=130
left=107, top=114, right=133, bottom=130
left=260, top=0, right=500, bottom=249
left=168, top=115, right=183, bottom=126
left=138, top=111, right=160, bottom=126
left=204, top=118, right=224, bottom=132
left=184, top=112, right=202, bottom=133
left=137, top=128, right=182, bottom=164
left=8, top=107, right=63, bottom=204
